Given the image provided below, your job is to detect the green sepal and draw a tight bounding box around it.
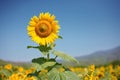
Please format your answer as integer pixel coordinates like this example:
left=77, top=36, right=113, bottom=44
left=27, top=46, right=33, bottom=48
left=58, top=35, right=63, bottom=39
left=27, top=45, right=52, bottom=55
left=38, top=45, right=52, bottom=53
left=27, top=44, right=56, bottom=55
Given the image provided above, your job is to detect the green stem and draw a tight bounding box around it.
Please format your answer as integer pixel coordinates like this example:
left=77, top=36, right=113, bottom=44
left=47, top=53, right=50, bottom=60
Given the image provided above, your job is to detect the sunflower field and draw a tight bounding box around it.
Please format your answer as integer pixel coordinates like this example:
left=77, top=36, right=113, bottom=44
left=0, top=63, right=120, bottom=80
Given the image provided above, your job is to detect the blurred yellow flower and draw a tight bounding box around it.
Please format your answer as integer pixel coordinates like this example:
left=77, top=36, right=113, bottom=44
left=4, top=64, right=12, bottom=70
left=84, top=75, right=89, bottom=80
left=111, top=75, right=118, bottom=80
left=25, top=69, right=33, bottom=75
left=27, top=12, right=60, bottom=45
left=18, top=67, right=24, bottom=72
left=25, top=76, right=36, bottom=80
left=97, top=71, right=104, bottom=78
left=69, top=67, right=75, bottom=72
left=58, top=68, right=65, bottom=72
left=8, top=73, right=26, bottom=80
left=89, top=64, right=95, bottom=72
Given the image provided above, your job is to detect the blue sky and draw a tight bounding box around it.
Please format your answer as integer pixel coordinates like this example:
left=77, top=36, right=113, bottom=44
left=0, top=0, right=120, bottom=62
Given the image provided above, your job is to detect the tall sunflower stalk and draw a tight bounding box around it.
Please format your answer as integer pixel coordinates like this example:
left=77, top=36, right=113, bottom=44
left=27, top=12, right=79, bottom=80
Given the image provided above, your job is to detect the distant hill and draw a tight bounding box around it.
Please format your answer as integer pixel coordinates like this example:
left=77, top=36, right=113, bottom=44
left=0, top=59, right=31, bottom=68
left=76, top=46, right=120, bottom=66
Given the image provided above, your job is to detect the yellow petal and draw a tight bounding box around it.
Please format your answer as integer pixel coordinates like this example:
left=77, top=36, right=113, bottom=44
left=40, top=38, right=45, bottom=45
left=39, top=13, right=44, bottom=19
left=27, top=26, right=35, bottom=31
left=28, top=31, right=36, bottom=37
left=48, top=15, right=55, bottom=22
left=45, top=12, right=50, bottom=18
left=29, top=21, right=36, bottom=27
left=32, top=16, right=39, bottom=22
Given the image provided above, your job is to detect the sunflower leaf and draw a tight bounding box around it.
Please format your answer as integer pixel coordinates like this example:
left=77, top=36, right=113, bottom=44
left=0, top=69, right=12, bottom=77
left=48, top=68, right=60, bottom=80
left=31, top=63, right=42, bottom=71
left=48, top=68, right=79, bottom=80
left=41, top=62, right=56, bottom=69
left=64, top=71, right=79, bottom=80
left=52, top=51, right=79, bottom=63
left=32, top=57, right=47, bottom=65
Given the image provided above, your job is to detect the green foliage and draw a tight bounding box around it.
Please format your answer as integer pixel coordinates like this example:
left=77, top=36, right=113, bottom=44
left=48, top=68, right=64, bottom=80
left=48, top=68, right=79, bottom=80
left=0, top=69, right=12, bottom=77
left=32, top=63, right=41, bottom=71
left=32, top=57, right=56, bottom=71
left=32, top=57, right=47, bottom=65
left=63, top=71, right=80, bottom=80
left=32, top=57, right=56, bottom=65
left=110, top=60, right=120, bottom=66
left=41, top=62, right=56, bottom=70
left=53, top=51, right=79, bottom=63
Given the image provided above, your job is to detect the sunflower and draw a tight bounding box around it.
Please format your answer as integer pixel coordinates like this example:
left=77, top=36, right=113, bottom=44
left=27, top=12, right=60, bottom=45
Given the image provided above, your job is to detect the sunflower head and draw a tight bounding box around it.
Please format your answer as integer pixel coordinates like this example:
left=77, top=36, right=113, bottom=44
left=27, top=12, right=60, bottom=45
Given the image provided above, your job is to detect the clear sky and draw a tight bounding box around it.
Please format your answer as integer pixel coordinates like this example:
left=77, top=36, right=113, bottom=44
left=0, top=0, right=120, bottom=62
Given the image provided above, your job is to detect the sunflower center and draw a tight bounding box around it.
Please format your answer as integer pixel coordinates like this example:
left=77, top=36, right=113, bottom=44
left=39, top=25, right=48, bottom=32
left=35, top=20, right=52, bottom=38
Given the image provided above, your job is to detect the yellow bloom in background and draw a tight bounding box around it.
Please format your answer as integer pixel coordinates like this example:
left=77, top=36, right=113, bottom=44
left=27, top=12, right=60, bottom=45
left=69, top=67, right=75, bottom=72
left=89, top=64, right=95, bottom=72
left=25, top=76, right=36, bottom=80
left=18, top=67, right=24, bottom=73
left=25, top=69, right=33, bottom=75
left=4, top=64, right=12, bottom=70
left=8, top=73, right=26, bottom=80
left=111, top=75, right=118, bottom=80
left=58, top=68, right=65, bottom=72
left=84, top=75, right=89, bottom=80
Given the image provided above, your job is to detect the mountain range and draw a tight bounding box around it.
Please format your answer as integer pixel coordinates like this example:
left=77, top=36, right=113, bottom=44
left=76, top=46, right=120, bottom=66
